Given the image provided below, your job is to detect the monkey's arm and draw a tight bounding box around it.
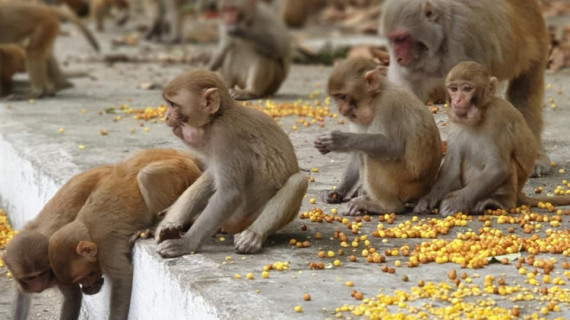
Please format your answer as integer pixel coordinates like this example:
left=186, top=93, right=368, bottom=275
left=11, top=290, right=31, bottom=320
left=157, top=184, right=243, bottom=257
left=229, top=27, right=287, bottom=59
left=323, top=154, right=359, bottom=203
left=156, top=172, right=215, bottom=243
left=208, top=35, right=230, bottom=71
left=58, top=284, right=82, bottom=320
left=107, top=256, right=133, bottom=320
left=315, top=131, right=403, bottom=157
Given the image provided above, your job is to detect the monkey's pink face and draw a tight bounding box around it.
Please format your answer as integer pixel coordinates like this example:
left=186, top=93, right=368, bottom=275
left=387, top=31, right=419, bottom=67
left=16, top=269, right=55, bottom=293
left=447, top=81, right=482, bottom=125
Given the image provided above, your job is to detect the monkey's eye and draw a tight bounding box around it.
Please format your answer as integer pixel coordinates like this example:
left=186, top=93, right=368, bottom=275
left=448, top=86, right=458, bottom=93
left=333, top=94, right=346, bottom=101
left=462, top=86, right=473, bottom=92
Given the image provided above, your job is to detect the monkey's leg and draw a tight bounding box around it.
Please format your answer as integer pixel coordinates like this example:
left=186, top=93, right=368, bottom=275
left=26, top=28, right=57, bottom=97
left=106, top=254, right=133, bottom=320
left=321, top=154, right=359, bottom=204
left=11, top=290, right=31, bottom=320
left=231, top=58, right=279, bottom=100
left=155, top=172, right=214, bottom=243
left=345, top=195, right=404, bottom=216
left=506, top=63, right=550, bottom=177
left=164, top=0, right=183, bottom=43
left=114, top=0, right=130, bottom=26
left=234, top=172, right=308, bottom=254
left=137, top=158, right=201, bottom=215
left=47, top=55, right=73, bottom=90
left=91, top=0, right=107, bottom=31
left=58, top=284, right=82, bottom=320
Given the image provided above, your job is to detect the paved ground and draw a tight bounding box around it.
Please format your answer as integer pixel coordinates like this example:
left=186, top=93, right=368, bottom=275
left=1, top=12, right=569, bottom=320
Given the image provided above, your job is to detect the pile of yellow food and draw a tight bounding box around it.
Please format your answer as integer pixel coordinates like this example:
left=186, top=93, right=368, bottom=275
left=0, top=208, right=16, bottom=251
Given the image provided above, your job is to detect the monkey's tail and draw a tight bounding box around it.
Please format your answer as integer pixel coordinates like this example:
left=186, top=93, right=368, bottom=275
left=518, top=194, right=570, bottom=207
left=54, top=8, right=101, bottom=52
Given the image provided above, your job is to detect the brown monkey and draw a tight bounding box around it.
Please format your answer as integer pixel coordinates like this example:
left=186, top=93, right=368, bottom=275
left=414, top=62, right=570, bottom=217
left=89, top=0, right=130, bottom=32
left=0, top=2, right=100, bottom=98
left=155, top=70, right=308, bottom=257
left=314, top=57, right=442, bottom=215
left=381, top=0, right=551, bottom=177
left=208, top=0, right=291, bottom=100
left=48, top=149, right=202, bottom=320
left=0, top=44, right=26, bottom=97
left=2, top=165, right=113, bottom=320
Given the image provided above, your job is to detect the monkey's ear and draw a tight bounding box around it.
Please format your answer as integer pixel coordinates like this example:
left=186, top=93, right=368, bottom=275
left=76, top=241, right=98, bottom=261
left=422, top=2, right=438, bottom=22
left=202, top=88, right=221, bottom=114
left=488, top=77, right=497, bottom=96
left=364, top=69, right=381, bottom=92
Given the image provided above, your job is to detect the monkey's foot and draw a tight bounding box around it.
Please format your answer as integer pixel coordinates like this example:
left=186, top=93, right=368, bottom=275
left=230, top=89, right=260, bottom=101
left=157, top=239, right=192, bottom=258
left=129, top=228, right=154, bottom=248
left=439, top=198, right=468, bottom=217
left=472, top=199, right=504, bottom=215
left=531, top=153, right=552, bottom=177
left=156, top=222, right=184, bottom=244
left=345, top=197, right=375, bottom=216
left=234, top=230, right=263, bottom=254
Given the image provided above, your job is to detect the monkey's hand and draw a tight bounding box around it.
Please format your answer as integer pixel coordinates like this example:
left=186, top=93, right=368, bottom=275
left=157, top=239, right=197, bottom=258
left=156, top=222, right=184, bottom=244
left=321, top=190, right=345, bottom=204
left=413, top=195, right=439, bottom=214
left=314, top=131, right=347, bottom=155
left=439, top=193, right=469, bottom=217
left=234, top=230, right=263, bottom=254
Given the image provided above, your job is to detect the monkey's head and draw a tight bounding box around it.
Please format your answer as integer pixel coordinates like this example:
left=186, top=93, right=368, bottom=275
left=48, top=223, right=104, bottom=295
left=2, top=231, right=56, bottom=293
left=328, top=57, right=384, bottom=126
left=381, top=0, right=446, bottom=69
left=445, top=61, right=497, bottom=126
left=220, top=0, right=257, bottom=33
left=162, top=70, right=232, bottom=144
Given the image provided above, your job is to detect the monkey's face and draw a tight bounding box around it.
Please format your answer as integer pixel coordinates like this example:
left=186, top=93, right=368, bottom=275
left=220, top=1, right=252, bottom=33
left=14, top=269, right=55, bottom=293
left=65, top=258, right=103, bottom=292
left=446, top=81, right=482, bottom=126
left=331, top=93, right=373, bottom=126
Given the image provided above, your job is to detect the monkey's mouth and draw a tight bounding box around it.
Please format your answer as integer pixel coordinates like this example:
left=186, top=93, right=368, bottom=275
left=80, top=276, right=104, bottom=295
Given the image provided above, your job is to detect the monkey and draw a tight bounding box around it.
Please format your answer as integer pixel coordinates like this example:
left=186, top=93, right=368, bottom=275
left=154, top=70, right=308, bottom=257
left=0, top=2, right=100, bottom=99
left=314, top=57, right=442, bottom=215
left=414, top=61, right=570, bottom=217
left=208, top=0, right=291, bottom=100
left=89, top=0, right=130, bottom=32
left=47, top=149, right=202, bottom=320
left=0, top=45, right=26, bottom=97
left=2, top=165, right=113, bottom=320
left=381, top=0, right=551, bottom=177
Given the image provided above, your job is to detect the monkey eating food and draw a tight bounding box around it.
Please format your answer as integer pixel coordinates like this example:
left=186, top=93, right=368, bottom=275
left=314, top=57, right=442, bottom=215
left=208, top=0, right=291, bottom=100
left=415, top=62, right=570, bottom=217
left=155, top=69, right=308, bottom=257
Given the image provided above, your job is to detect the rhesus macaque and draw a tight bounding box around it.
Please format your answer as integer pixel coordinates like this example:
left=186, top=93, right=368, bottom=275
left=415, top=62, right=570, bottom=217
left=2, top=165, right=113, bottom=320
left=155, top=70, right=308, bottom=257
left=0, top=2, right=100, bottom=98
left=89, top=0, right=130, bottom=31
left=145, top=0, right=194, bottom=43
left=314, top=57, right=442, bottom=215
left=0, top=45, right=26, bottom=97
left=381, top=0, right=551, bottom=176
left=47, top=149, right=202, bottom=320
left=208, top=0, right=291, bottom=100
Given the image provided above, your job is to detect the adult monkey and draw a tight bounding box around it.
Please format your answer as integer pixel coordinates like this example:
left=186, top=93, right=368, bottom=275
left=414, top=62, right=570, bottom=217
left=381, top=0, right=551, bottom=176
left=155, top=70, right=308, bottom=257
left=208, top=0, right=291, bottom=100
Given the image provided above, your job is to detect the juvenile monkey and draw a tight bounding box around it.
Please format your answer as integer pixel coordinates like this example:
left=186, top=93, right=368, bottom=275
left=0, top=2, right=100, bottom=98
left=47, top=149, right=202, bottom=320
left=381, top=0, right=551, bottom=176
left=208, top=0, right=291, bottom=100
left=0, top=44, right=26, bottom=97
left=89, top=0, right=130, bottom=32
left=2, top=165, right=113, bottom=320
left=415, top=62, right=570, bottom=217
left=155, top=70, right=308, bottom=257
left=314, top=57, right=442, bottom=215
